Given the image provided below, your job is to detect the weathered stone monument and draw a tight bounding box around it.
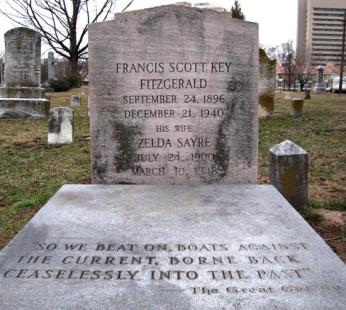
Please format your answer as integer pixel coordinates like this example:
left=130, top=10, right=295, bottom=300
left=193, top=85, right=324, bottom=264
left=0, top=6, right=345, bottom=309
left=258, top=49, right=276, bottom=118
left=313, top=65, right=326, bottom=93
left=47, top=51, right=56, bottom=81
left=89, top=6, right=258, bottom=185
left=0, top=27, right=49, bottom=118
left=48, top=107, right=73, bottom=144
left=269, top=140, right=309, bottom=209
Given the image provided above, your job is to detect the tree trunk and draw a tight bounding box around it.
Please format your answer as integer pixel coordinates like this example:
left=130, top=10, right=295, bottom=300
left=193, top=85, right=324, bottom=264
left=68, top=54, right=81, bottom=87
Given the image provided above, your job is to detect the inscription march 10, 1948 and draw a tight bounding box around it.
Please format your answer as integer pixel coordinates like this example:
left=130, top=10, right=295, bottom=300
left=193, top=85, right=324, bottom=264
left=89, top=5, right=258, bottom=185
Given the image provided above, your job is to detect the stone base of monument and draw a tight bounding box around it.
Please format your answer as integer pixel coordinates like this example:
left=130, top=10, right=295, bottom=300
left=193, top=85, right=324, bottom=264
left=0, top=87, right=49, bottom=119
left=0, top=185, right=345, bottom=309
left=312, top=84, right=326, bottom=94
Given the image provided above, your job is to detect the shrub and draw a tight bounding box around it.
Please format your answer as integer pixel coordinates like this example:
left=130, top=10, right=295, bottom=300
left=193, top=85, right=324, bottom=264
left=48, top=78, right=72, bottom=92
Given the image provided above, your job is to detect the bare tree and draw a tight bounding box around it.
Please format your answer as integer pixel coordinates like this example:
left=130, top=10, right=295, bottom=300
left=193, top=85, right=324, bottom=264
left=294, top=47, right=312, bottom=91
left=0, top=0, right=117, bottom=85
left=275, top=41, right=295, bottom=90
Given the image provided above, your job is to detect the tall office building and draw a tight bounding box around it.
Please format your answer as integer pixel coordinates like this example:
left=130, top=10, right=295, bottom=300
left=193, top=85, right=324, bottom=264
left=296, top=0, right=346, bottom=66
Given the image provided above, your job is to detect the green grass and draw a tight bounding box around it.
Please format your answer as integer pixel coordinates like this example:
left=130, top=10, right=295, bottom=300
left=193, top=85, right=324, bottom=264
left=0, top=87, right=90, bottom=247
left=259, top=92, right=346, bottom=206
left=308, top=201, right=346, bottom=212
left=0, top=89, right=345, bottom=249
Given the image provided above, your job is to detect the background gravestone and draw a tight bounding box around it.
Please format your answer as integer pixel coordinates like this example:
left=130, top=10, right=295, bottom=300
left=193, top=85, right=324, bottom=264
left=70, top=95, right=81, bottom=106
left=89, top=5, right=258, bottom=185
left=0, top=27, right=49, bottom=119
left=291, top=98, right=304, bottom=118
left=258, top=49, right=276, bottom=118
left=313, top=65, right=326, bottom=93
left=48, top=107, right=74, bottom=144
left=47, top=51, right=56, bottom=81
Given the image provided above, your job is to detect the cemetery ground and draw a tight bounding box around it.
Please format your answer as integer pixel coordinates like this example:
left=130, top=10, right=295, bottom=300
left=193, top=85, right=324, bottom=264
left=0, top=88, right=345, bottom=261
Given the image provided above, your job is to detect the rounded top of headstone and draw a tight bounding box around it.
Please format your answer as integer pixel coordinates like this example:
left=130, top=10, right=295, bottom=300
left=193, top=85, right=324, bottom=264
left=5, top=27, right=40, bottom=39
left=269, top=140, right=307, bottom=156
left=317, top=65, right=324, bottom=71
left=113, top=4, right=258, bottom=27
left=49, top=107, right=73, bottom=114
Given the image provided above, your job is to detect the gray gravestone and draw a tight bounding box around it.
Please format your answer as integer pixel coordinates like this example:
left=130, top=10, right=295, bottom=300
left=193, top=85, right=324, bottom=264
left=48, top=107, right=73, bottom=144
left=1, top=6, right=343, bottom=310
left=89, top=5, right=258, bottom=185
left=258, top=49, right=276, bottom=118
left=269, top=140, right=308, bottom=209
left=47, top=51, right=55, bottom=81
left=313, top=66, right=326, bottom=93
left=70, top=95, right=81, bottom=106
left=0, top=27, right=49, bottom=118
left=0, top=185, right=345, bottom=309
left=291, top=98, right=304, bottom=118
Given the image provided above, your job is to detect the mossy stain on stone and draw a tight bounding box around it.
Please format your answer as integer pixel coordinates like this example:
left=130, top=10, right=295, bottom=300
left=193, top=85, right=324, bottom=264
left=111, top=121, right=138, bottom=173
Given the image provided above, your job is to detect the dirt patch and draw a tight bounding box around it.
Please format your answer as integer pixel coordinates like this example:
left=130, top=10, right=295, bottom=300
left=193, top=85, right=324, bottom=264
left=312, top=224, right=346, bottom=262
left=313, top=209, right=346, bottom=262
left=317, top=209, right=346, bottom=226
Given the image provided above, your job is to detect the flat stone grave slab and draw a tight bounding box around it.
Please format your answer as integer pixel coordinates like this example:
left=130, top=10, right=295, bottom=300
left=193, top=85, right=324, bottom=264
left=0, top=185, right=345, bottom=309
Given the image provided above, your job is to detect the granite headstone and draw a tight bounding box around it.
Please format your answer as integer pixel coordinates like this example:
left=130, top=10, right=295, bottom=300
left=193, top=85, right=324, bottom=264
left=313, top=66, right=326, bottom=93
left=258, top=49, right=276, bottom=118
left=269, top=140, right=309, bottom=209
left=0, top=27, right=49, bottom=119
left=47, top=51, right=56, bottom=81
left=70, top=95, right=81, bottom=107
left=48, top=107, right=73, bottom=144
left=89, top=5, right=258, bottom=185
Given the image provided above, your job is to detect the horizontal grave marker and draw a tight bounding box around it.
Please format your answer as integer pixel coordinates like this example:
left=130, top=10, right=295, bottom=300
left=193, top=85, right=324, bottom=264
left=0, top=185, right=345, bottom=309
left=89, top=5, right=258, bottom=185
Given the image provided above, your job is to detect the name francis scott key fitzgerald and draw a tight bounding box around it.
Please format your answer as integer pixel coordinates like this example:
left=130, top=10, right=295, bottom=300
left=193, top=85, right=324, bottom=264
left=91, top=61, right=256, bottom=184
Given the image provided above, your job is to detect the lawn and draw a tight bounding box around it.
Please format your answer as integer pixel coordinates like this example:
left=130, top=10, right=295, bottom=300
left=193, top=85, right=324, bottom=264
left=0, top=88, right=345, bottom=259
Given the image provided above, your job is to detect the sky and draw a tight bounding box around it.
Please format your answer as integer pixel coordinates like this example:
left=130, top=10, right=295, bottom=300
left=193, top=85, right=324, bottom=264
left=0, top=0, right=298, bottom=55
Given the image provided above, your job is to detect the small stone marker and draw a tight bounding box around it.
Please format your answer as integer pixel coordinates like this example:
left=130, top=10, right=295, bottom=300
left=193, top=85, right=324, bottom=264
left=304, top=89, right=311, bottom=100
left=291, top=98, right=304, bottom=117
left=48, top=107, right=73, bottom=144
left=70, top=95, right=81, bottom=106
left=259, top=49, right=276, bottom=118
left=313, top=65, right=326, bottom=93
left=0, top=27, right=49, bottom=118
left=89, top=5, right=258, bottom=185
left=0, top=185, right=345, bottom=309
left=268, top=140, right=308, bottom=209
